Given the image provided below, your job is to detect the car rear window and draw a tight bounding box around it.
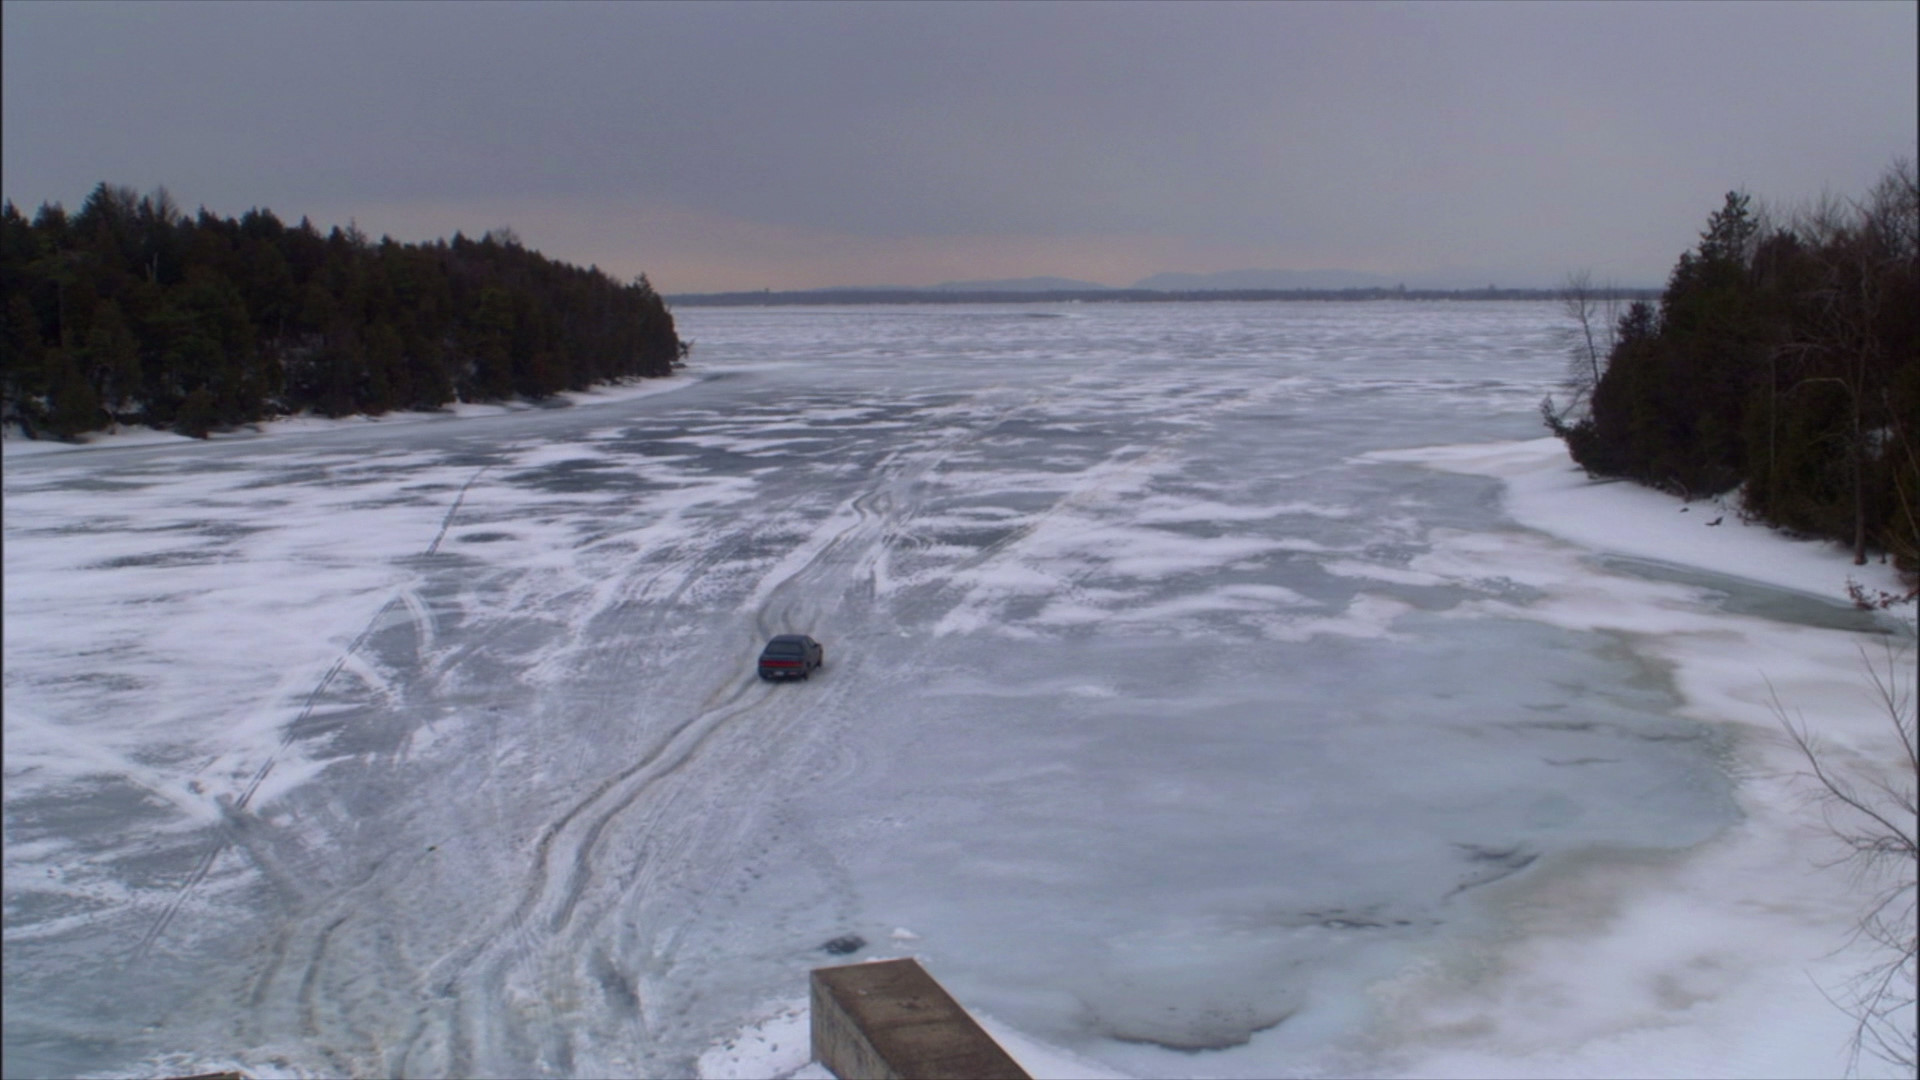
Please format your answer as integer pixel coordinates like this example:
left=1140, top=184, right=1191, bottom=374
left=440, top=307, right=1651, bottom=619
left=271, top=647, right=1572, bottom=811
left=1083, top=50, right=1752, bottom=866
left=764, top=642, right=804, bottom=656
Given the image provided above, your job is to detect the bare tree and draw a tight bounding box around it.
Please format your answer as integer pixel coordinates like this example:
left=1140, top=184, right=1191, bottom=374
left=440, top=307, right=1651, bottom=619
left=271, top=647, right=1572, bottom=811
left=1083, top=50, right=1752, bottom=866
left=1553, top=270, right=1617, bottom=420
left=1779, top=161, right=1920, bottom=565
left=1541, top=270, right=1622, bottom=438
left=1775, top=641, right=1919, bottom=1074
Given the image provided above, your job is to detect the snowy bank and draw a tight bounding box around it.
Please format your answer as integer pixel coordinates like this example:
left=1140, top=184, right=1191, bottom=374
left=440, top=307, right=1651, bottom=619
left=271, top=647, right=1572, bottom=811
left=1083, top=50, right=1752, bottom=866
left=1358, top=438, right=1915, bottom=1079
left=0, top=374, right=694, bottom=459
left=1370, top=437, right=1913, bottom=608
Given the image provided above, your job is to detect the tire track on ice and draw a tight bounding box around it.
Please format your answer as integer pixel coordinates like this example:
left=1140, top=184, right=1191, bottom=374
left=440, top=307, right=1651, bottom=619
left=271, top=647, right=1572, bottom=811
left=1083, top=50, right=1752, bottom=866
left=134, top=467, right=490, bottom=1078
left=433, top=659, right=774, bottom=1075
left=426, top=424, right=978, bottom=1075
left=133, top=591, right=408, bottom=963
left=270, top=382, right=1118, bottom=1071
left=413, top=386, right=1087, bottom=1073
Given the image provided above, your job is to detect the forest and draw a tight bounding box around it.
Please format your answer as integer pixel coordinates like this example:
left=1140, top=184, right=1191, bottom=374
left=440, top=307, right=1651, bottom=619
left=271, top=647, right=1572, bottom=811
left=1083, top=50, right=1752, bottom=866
left=1, top=183, right=684, bottom=440
left=1545, top=162, right=1920, bottom=578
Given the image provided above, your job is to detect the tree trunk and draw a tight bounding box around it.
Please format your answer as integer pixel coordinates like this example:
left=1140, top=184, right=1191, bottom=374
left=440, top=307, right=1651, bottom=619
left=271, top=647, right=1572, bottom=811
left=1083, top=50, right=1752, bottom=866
left=1853, top=418, right=1868, bottom=565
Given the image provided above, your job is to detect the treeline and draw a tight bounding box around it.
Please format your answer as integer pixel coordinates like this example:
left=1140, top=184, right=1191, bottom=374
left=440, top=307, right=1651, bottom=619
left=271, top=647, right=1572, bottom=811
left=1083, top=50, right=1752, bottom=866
left=1, top=183, right=684, bottom=439
left=667, top=286, right=1650, bottom=306
left=1546, top=162, right=1919, bottom=573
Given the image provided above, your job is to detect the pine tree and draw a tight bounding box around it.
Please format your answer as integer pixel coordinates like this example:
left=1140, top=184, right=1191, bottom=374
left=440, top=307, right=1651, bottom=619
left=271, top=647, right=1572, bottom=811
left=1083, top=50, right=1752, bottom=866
left=82, top=299, right=141, bottom=421
left=467, top=286, right=515, bottom=401
left=173, top=386, right=215, bottom=438
left=2, top=182, right=684, bottom=434
left=1554, top=165, right=1919, bottom=572
left=45, top=348, right=100, bottom=438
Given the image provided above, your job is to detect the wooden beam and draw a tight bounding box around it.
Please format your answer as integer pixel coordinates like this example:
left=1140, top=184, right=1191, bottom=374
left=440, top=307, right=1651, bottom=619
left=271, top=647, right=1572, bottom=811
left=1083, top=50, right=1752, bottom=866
left=810, top=958, right=1029, bottom=1080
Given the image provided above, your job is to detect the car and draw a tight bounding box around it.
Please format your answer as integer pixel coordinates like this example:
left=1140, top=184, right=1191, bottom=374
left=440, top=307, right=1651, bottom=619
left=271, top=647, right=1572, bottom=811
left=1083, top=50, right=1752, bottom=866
left=758, top=634, right=824, bottom=680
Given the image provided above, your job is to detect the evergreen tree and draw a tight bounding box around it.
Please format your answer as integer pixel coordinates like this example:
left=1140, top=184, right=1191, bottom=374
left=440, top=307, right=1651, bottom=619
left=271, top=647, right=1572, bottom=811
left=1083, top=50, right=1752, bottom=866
left=466, top=286, right=515, bottom=401
left=82, top=299, right=141, bottom=420
left=173, top=386, right=215, bottom=438
left=0, top=182, right=683, bottom=437
left=1555, top=164, right=1920, bottom=572
left=45, top=348, right=100, bottom=438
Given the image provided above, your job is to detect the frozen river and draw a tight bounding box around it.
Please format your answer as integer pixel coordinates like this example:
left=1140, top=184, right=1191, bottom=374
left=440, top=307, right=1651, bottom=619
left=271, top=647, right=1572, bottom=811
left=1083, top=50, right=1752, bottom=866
left=3, top=302, right=1907, bottom=1079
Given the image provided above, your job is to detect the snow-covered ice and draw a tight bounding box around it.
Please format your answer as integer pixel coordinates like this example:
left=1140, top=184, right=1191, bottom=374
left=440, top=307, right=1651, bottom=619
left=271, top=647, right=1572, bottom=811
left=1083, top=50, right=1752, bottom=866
left=4, top=302, right=1911, bottom=1079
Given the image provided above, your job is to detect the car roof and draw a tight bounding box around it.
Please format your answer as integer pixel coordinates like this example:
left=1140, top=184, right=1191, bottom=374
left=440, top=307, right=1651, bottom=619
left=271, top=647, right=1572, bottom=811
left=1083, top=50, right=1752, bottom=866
left=767, top=634, right=810, bottom=644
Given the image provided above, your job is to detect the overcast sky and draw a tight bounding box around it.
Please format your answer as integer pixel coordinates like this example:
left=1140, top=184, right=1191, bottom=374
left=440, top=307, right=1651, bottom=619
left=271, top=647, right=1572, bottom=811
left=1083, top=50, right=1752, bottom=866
left=4, top=1, right=1914, bottom=292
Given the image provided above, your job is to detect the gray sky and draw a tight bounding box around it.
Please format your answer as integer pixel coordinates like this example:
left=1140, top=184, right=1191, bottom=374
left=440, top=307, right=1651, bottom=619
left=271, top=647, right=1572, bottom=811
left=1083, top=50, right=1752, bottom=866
left=4, top=1, right=1913, bottom=292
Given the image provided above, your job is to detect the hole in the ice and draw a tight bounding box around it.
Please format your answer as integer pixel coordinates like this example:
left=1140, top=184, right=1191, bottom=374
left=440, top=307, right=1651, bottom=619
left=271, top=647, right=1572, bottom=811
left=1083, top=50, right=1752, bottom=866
left=820, top=934, right=866, bottom=955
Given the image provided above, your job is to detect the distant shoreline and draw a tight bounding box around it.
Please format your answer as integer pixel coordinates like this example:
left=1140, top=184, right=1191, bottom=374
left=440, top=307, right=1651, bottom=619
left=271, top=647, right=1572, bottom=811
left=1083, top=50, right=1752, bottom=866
left=666, top=286, right=1662, bottom=307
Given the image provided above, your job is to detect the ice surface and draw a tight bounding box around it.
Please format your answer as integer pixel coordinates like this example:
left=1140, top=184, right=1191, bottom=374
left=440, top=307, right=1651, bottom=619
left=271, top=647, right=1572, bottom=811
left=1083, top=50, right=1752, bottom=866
left=4, top=302, right=1911, bottom=1079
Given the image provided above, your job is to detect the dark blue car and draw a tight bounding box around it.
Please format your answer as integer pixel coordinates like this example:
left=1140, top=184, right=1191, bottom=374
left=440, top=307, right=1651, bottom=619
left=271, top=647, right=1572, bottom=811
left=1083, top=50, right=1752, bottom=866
left=758, top=634, right=824, bottom=680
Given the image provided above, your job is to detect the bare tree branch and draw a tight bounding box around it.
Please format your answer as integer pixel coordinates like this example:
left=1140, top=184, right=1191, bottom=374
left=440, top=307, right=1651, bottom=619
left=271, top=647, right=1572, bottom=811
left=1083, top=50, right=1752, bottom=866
left=1773, top=641, right=1919, bottom=1074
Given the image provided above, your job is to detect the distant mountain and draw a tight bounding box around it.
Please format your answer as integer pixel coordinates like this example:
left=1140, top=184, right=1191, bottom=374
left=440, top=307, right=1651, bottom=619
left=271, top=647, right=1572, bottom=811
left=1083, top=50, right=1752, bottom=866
left=928, top=275, right=1115, bottom=292
left=1131, top=268, right=1400, bottom=291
